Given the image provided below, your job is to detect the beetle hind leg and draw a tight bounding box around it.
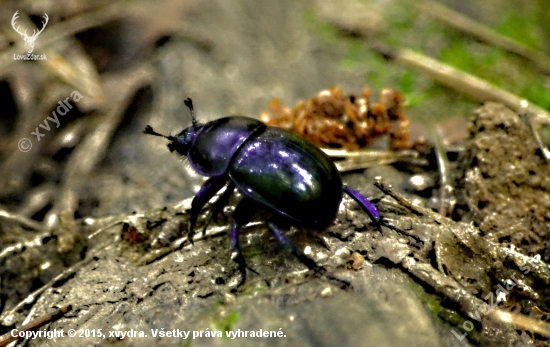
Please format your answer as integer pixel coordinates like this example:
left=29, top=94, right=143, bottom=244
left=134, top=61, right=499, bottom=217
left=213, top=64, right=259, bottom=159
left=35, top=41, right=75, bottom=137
left=266, top=221, right=350, bottom=288
left=343, top=186, right=380, bottom=226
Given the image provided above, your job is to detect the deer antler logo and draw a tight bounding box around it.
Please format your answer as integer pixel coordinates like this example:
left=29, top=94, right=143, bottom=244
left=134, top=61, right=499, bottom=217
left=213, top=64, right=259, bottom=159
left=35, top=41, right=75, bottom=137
left=11, top=11, right=49, bottom=54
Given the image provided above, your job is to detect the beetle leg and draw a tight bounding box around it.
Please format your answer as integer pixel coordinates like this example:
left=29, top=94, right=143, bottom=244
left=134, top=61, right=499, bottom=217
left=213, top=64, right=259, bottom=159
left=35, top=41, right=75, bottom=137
left=202, top=182, right=236, bottom=235
left=188, top=175, right=228, bottom=244
left=266, top=221, right=350, bottom=288
left=230, top=197, right=259, bottom=288
left=343, top=186, right=381, bottom=226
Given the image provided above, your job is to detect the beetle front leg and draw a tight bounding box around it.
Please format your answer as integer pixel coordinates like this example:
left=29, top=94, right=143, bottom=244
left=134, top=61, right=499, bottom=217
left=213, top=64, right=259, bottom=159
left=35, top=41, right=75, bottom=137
left=230, top=197, right=259, bottom=288
left=188, top=175, right=228, bottom=244
left=266, top=221, right=350, bottom=288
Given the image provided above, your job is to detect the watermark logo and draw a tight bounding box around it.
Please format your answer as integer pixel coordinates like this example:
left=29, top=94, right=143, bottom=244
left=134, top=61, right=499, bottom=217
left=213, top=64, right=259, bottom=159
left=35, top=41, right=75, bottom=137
left=452, top=254, right=542, bottom=341
left=18, top=138, right=32, bottom=152
left=11, top=10, right=48, bottom=60
left=19, top=90, right=83, bottom=152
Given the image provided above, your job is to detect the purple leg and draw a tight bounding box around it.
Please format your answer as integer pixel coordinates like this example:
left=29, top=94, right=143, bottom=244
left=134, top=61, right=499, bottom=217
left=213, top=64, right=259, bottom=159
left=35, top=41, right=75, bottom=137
left=188, top=175, right=228, bottom=243
left=343, top=186, right=380, bottom=223
left=267, top=221, right=350, bottom=287
left=230, top=197, right=258, bottom=288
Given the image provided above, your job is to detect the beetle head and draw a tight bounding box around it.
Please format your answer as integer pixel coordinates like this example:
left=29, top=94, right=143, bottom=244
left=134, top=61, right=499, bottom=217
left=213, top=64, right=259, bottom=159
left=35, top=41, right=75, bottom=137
left=142, top=97, right=202, bottom=156
left=142, top=124, right=201, bottom=156
left=167, top=126, right=201, bottom=155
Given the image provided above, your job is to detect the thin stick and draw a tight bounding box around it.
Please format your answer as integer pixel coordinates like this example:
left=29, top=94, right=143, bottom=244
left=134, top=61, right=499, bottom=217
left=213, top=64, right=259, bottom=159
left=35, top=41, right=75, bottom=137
left=0, top=208, right=43, bottom=231
left=430, top=126, right=455, bottom=216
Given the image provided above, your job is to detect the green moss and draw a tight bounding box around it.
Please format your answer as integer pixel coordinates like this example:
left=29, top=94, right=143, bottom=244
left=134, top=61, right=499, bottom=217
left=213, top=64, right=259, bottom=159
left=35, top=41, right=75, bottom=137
left=408, top=279, right=480, bottom=343
left=242, top=246, right=262, bottom=260
left=523, top=79, right=550, bottom=110
left=399, top=71, right=427, bottom=107
left=438, top=41, right=506, bottom=82
left=340, top=40, right=369, bottom=70
left=339, top=40, right=398, bottom=91
left=302, top=10, right=340, bottom=43
left=212, top=311, right=239, bottom=334
left=253, top=285, right=268, bottom=293
left=482, top=47, right=505, bottom=66
left=535, top=0, right=550, bottom=51
left=439, top=42, right=476, bottom=72
left=496, top=11, right=542, bottom=50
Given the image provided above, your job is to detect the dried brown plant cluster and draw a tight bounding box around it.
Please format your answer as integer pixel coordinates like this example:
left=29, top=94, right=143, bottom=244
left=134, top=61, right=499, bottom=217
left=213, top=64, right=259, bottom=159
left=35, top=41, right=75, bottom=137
left=261, top=87, right=412, bottom=150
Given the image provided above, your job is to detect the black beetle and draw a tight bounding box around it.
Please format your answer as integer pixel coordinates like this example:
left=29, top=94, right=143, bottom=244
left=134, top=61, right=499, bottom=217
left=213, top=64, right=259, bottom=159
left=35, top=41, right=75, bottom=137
left=144, top=98, right=379, bottom=286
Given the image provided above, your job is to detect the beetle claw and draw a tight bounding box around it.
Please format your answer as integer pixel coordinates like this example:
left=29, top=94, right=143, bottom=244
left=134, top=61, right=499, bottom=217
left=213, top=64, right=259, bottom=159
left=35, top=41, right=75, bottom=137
left=232, top=250, right=260, bottom=289
left=187, top=226, right=195, bottom=245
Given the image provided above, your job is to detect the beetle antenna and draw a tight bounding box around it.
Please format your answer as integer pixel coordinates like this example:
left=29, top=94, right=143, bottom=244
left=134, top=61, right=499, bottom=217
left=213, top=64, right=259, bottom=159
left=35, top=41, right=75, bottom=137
left=184, top=97, right=198, bottom=127
left=143, top=125, right=175, bottom=141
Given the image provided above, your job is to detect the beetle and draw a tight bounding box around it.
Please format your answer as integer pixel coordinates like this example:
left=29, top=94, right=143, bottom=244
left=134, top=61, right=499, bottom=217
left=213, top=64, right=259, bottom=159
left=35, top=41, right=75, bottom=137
left=143, top=98, right=380, bottom=286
